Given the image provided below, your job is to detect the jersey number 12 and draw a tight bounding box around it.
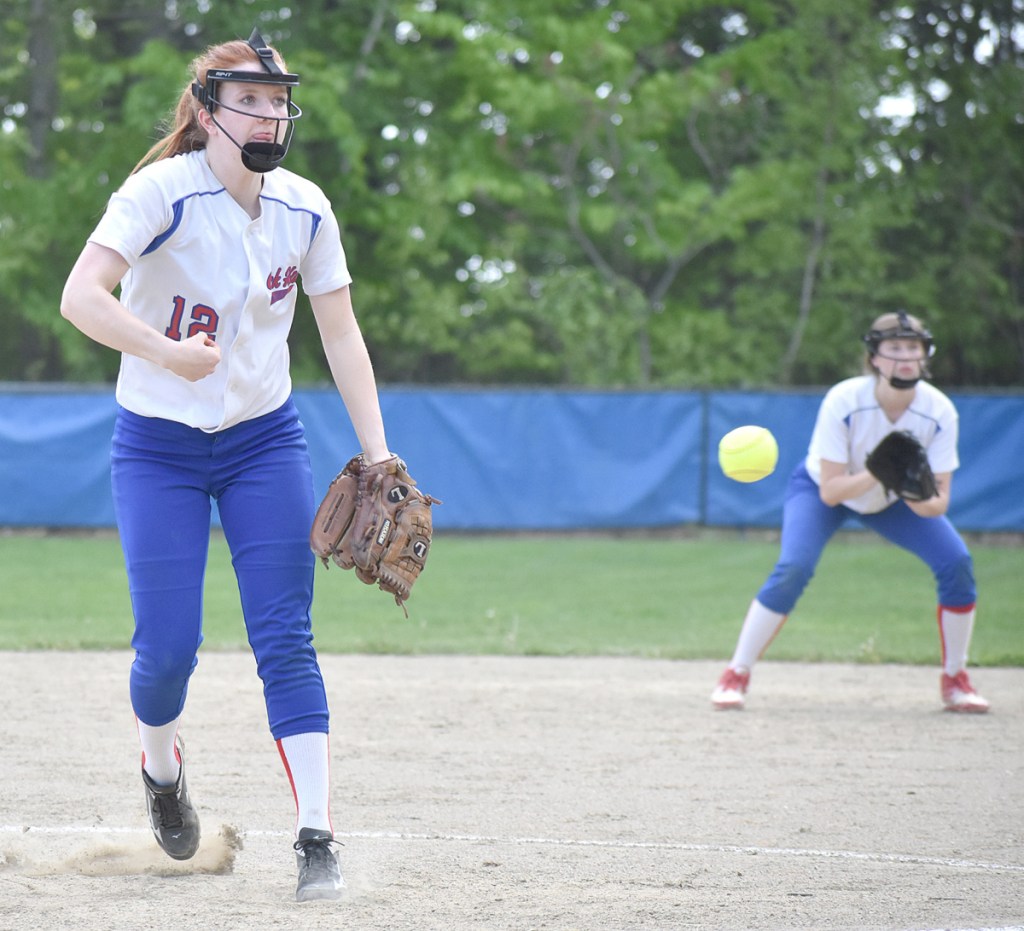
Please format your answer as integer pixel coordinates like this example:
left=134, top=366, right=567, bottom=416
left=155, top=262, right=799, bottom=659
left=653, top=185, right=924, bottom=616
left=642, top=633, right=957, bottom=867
left=166, top=295, right=219, bottom=341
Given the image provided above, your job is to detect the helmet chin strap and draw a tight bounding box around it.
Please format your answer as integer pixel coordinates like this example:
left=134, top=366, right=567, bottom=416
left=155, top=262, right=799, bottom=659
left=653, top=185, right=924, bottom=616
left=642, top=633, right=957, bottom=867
left=875, top=358, right=928, bottom=391
left=208, top=112, right=289, bottom=172
left=240, top=141, right=286, bottom=172
left=886, top=372, right=922, bottom=391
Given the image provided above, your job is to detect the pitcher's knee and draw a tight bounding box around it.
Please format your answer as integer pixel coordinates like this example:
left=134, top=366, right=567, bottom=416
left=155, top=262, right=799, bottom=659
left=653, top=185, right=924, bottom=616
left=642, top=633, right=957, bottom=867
left=758, top=561, right=815, bottom=614
left=936, top=553, right=976, bottom=605
left=130, top=650, right=197, bottom=724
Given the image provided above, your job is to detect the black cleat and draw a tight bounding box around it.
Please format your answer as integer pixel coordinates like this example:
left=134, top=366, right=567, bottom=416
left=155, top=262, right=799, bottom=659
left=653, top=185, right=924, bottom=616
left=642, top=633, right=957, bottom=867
left=142, top=741, right=201, bottom=861
left=294, top=828, right=344, bottom=902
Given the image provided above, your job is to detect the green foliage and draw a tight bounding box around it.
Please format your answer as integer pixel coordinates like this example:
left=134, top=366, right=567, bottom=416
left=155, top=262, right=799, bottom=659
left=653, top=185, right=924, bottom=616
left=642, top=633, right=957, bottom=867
left=1, top=0, right=1021, bottom=386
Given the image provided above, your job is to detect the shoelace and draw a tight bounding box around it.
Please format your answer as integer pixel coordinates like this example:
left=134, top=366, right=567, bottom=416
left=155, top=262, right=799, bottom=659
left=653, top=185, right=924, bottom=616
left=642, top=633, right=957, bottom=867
left=294, top=836, right=339, bottom=871
left=152, top=789, right=185, bottom=830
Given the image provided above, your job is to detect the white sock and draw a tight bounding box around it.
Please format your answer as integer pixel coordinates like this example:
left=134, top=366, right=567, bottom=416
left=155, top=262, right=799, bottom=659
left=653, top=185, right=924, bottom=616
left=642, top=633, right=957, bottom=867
left=938, top=605, right=976, bottom=676
left=729, top=599, right=788, bottom=672
left=137, top=718, right=181, bottom=786
left=277, top=732, right=332, bottom=837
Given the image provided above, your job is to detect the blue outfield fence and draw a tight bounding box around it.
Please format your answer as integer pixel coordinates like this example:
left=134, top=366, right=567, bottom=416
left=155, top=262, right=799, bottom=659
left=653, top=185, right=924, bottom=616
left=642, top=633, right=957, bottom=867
left=1, top=386, right=1022, bottom=532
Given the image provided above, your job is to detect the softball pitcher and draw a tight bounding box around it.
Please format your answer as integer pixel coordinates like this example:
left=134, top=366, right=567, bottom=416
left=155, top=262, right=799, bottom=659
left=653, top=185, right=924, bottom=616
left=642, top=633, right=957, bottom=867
left=60, top=27, right=387, bottom=901
left=711, top=312, right=989, bottom=714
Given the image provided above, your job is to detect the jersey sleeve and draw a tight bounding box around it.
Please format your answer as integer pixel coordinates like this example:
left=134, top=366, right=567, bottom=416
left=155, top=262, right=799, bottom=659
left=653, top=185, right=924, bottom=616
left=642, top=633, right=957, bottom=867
left=300, top=198, right=352, bottom=296
left=87, top=172, right=173, bottom=266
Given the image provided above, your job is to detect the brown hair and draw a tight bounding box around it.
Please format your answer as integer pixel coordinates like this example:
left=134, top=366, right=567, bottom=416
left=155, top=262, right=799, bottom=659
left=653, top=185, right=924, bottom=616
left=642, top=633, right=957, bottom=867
left=131, top=39, right=289, bottom=174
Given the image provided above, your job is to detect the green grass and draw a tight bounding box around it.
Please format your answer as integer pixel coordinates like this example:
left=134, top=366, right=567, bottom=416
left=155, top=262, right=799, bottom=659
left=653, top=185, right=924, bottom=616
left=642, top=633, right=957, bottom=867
left=0, top=529, right=1020, bottom=665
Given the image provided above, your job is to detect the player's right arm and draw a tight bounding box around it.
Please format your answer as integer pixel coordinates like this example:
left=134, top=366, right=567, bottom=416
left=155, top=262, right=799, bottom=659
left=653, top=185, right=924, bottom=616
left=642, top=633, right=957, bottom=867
left=61, top=242, right=220, bottom=382
left=818, top=459, right=878, bottom=506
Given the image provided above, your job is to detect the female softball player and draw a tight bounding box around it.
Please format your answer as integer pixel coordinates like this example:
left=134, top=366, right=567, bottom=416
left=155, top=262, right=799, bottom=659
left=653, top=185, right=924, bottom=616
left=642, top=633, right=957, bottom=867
left=60, top=27, right=388, bottom=901
left=711, top=312, right=989, bottom=714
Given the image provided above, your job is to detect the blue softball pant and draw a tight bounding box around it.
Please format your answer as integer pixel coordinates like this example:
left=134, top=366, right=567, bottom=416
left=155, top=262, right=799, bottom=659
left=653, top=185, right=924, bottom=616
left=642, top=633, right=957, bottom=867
left=110, top=398, right=328, bottom=740
left=757, top=462, right=975, bottom=615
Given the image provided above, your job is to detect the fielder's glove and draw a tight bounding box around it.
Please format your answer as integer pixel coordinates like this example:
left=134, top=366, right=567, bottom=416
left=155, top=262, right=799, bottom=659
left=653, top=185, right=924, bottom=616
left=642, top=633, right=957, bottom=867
left=310, top=455, right=440, bottom=614
left=865, top=430, right=939, bottom=502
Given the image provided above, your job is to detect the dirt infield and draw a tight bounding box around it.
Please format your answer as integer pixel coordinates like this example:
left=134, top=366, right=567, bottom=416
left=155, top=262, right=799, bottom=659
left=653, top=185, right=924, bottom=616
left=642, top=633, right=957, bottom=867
left=1, top=652, right=1021, bottom=931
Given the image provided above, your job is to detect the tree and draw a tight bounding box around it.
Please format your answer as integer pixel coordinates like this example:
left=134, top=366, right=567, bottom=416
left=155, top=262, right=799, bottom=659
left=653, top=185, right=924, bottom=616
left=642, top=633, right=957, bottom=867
left=0, top=0, right=1020, bottom=386
left=871, top=0, right=1024, bottom=385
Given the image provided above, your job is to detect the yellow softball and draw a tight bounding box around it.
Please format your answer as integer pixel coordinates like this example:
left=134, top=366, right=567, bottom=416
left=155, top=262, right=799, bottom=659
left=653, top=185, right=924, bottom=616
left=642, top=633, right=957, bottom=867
left=718, top=425, right=779, bottom=483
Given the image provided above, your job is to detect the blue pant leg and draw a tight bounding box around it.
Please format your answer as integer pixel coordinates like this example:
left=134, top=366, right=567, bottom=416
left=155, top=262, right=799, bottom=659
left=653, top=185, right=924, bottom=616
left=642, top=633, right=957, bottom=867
left=111, top=410, right=213, bottom=726
left=860, top=503, right=976, bottom=606
left=213, top=401, right=329, bottom=740
left=757, top=464, right=847, bottom=615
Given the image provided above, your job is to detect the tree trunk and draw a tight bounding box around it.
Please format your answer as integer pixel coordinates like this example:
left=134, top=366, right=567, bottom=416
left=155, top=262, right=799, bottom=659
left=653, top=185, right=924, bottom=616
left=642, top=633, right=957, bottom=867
left=26, top=0, right=57, bottom=179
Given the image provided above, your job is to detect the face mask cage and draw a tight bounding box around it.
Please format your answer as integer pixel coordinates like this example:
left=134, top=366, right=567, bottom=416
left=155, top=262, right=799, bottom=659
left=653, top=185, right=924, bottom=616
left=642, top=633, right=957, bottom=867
left=862, top=311, right=935, bottom=388
left=862, top=311, right=935, bottom=359
left=190, top=28, right=302, bottom=172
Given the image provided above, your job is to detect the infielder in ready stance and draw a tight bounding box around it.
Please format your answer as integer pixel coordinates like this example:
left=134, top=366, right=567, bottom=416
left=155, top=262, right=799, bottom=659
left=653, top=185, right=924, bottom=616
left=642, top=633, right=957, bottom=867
left=60, top=28, right=390, bottom=900
left=711, top=312, right=989, bottom=714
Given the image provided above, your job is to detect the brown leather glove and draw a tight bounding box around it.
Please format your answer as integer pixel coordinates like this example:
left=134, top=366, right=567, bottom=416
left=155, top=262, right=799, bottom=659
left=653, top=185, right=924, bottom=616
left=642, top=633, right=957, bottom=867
left=311, top=455, right=440, bottom=613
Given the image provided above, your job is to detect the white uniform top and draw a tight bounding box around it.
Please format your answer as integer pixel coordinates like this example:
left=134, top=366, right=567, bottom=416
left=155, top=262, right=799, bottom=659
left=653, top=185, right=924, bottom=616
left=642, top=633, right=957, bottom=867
left=805, top=375, right=960, bottom=514
left=88, top=150, right=351, bottom=432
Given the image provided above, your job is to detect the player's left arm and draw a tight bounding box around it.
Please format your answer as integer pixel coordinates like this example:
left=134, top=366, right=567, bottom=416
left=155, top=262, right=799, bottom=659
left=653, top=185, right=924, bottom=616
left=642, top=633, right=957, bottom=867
left=904, top=471, right=952, bottom=518
left=309, top=285, right=391, bottom=464
left=907, top=396, right=958, bottom=518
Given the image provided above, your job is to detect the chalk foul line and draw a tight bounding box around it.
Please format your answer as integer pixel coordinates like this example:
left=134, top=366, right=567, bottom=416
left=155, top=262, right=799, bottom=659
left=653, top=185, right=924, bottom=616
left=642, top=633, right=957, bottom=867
left=2, top=824, right=1021, bottom=875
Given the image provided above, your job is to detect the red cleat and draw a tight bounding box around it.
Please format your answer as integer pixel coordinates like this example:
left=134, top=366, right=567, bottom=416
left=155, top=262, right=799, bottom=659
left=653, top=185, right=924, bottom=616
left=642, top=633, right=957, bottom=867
left=711, top=667, right=750, bottom=710
left=941, top=670, right=990, bottom=714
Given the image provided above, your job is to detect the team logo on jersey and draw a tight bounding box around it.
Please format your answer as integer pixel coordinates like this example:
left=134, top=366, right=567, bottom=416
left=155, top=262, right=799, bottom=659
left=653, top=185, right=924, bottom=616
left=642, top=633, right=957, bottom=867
left=267, top=266, right=299, bottom=305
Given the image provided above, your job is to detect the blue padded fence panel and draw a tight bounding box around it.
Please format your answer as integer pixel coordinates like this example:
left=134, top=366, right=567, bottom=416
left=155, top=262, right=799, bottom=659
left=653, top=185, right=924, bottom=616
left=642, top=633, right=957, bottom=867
left=294, top=389, right=705, bottom=530
left=945, top=394, right=1024, bottom=532
left=1, top=387, right=1021, bottom=532
left=705, top=391, right=823, bottom=528
left=0, top=391, right=119, bottom=526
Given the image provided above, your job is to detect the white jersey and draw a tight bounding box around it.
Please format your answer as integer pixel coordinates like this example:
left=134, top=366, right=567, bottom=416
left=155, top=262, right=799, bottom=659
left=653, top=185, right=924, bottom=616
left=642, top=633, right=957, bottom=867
left=88, top=150, right=351, bottom=431
left=805, top=375, right=960, bottom=514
